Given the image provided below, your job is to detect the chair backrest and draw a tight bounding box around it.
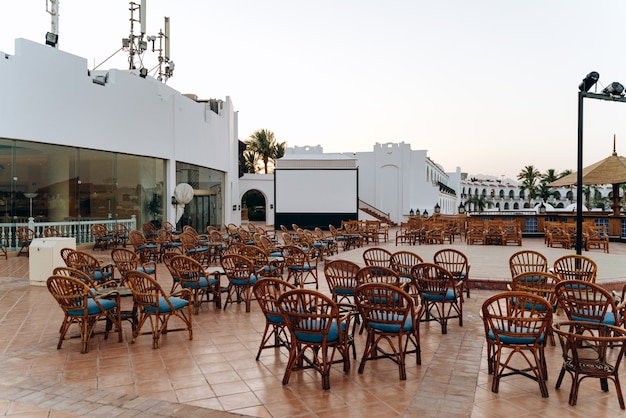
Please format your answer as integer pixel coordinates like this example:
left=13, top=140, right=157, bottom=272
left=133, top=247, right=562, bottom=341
left=64, top=250, right=101, bottom=276
left=223, top=242, right=247, bottom=255
left=277, top=288, right=339, bottom=342
left=355, top=282, right=415, bottom=331
left=142, top=222, right=157, bottom=237
left=52, top=266, right=96, bottom=287
left=252, top=278, right=296, bottom=318
left=170, top=255, right=207, bottom=286
left=481, top=291, right=552, bottom=344
left=221, top=253, right=257, bottom=282
left=510, top=271, right=561, bottom=309
left=410, top=262, right=458, bottom=297
left=554, top=280, right=619, bottom=324
left=47, top=274, right=91, bottom=311
left=362, top=247, right=393, bottom=268
left=553, top=255, right=598, bottom=283
left=111, top=248, right=141, bottom=276
left=124, top=270, right=170, bottom=312
left=390, top=250, right=424, bottom=278
left=238, top=245, right=270, bottom=270
left=509, top=250, right=548, bottom=278
left=433, top=249, right=469, bottom=277
left=356, top=265, right=401, bottom=286
left=16, top=227, right=35, bottom=242
left=210, top=230, right=226, bottom=243
left=129, top=230, right=147, bottom=246
left=44, top=227, right=62, bottom=237
left=324, top=259, right=360, bottom=299
left=60, top=247, right=76, bottom=267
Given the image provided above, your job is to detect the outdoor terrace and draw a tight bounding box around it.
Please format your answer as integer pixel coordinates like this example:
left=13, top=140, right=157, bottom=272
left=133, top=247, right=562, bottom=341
left=0, top=234, right=623, bottom=417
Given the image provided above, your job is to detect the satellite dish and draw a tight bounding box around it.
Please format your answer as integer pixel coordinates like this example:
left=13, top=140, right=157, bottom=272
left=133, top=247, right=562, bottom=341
left=173, top=183, right=194, bottom=222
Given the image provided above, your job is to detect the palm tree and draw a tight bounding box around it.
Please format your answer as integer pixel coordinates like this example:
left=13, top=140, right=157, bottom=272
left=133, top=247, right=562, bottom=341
left=517, top=165, right=541, bottom=205
left=465, top=194, right=492, bottom=211
left=541, top=169, right=559, bottom=185
left=243, top=151, right=258, bottom=173
left=245, top=129, right=286, bottom=174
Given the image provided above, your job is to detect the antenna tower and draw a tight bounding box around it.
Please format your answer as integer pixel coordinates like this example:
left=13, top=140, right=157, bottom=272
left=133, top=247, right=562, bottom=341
left=45, top=0, right=60, bottom=48
left=148, top=17, right=174, bottom=82
left=122, top=0, right=148, bottom=72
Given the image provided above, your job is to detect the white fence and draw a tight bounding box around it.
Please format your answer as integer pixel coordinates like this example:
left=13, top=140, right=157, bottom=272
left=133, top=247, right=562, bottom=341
left=0, top=217, right=137, bottom=250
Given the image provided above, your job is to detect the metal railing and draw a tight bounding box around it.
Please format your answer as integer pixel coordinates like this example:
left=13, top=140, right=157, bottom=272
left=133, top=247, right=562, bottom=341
left=0, top=217, right=137, bottom=250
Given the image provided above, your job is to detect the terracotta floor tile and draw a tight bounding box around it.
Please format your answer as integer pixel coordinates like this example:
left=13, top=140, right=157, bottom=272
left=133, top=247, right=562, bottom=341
left=0, top=238, right=625, bottom=416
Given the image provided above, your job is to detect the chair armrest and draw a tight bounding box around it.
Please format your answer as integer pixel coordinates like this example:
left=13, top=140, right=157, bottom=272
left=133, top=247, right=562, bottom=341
left=171, top=288, right=191, bottom=300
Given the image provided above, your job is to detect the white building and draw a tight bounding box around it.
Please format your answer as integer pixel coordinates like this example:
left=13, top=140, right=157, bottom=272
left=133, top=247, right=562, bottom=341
left=0, top=38, right=241, bottom=244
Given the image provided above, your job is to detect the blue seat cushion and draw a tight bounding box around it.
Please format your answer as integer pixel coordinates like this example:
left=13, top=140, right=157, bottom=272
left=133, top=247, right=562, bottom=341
left=289, top=265, right=316, bottom=272
left=488, top=327, right=545, bottom=344
left=295, top=320, right=345, bottom=343
left=571, top=311, right=617, bottom=325
left=189, top=246, right=209, bottom=253
left=182, top=276, right=218, bottom=288
left=267, top=307, right=285, bottom=324
left=422, top=289, right=456, bottom=301
left=334, top=287, right=356, bottom=296
left=231, top=275, right=258, bottom=286
left=370, top=313, right=413, bottom=333
left=144, top=296, right=189, bottom=313
left=68, top=297, right=117, bottom=316
left=138, top=244, right=157, bottom=250
left=93, top=270, right=113, bottom=281
left=138, top=267, right=156, bottom=275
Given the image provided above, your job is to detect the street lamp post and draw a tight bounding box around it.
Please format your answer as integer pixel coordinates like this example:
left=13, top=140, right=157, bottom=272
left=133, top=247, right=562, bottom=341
left=576, top=71, right=626, bottom=254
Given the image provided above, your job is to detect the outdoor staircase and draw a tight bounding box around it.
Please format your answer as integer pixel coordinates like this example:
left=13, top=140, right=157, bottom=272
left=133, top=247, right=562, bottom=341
left=359, top=199, right=396, bottom=226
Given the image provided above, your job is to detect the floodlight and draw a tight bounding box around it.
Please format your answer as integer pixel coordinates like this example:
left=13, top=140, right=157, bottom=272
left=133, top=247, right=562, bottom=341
left=45, top=32, right=58, bottom=47
left=579, top=71, right=599, bottom=92
left=602, top=81, right=625, bottom=97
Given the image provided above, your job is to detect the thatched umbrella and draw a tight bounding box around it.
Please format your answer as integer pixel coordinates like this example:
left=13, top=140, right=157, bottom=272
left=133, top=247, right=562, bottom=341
left=549, top=138, right=626, bottom=215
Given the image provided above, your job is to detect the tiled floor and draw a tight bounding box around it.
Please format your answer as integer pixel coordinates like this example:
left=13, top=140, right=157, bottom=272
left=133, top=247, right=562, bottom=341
left=0, top=235, right=624, bottom=417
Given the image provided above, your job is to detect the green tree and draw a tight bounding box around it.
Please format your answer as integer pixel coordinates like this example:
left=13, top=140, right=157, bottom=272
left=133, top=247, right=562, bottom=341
left=465, top=194, right=492, bottom=211
left=517, top=165, right=541, bottom=204
left=246, top=129, right=286, bottom=174
left=243, top=151, right=258, bottom=173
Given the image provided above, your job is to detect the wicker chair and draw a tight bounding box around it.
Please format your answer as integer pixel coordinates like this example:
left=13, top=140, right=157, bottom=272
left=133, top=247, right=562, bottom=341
left=170, top=255, right=222, bottom=314
left=410, top=263, right=463, bottom=334
left=124, top=270, right=192, bottom=349
left=63, top=250, right=116, bottom=285
left=111, top=248, right=157, bottom=284
left=555, top=280, right=621, bottom=327
left=278, top=288, right=353, bottom=390
left=552, top=254, right=597, bottom=283
left=433, top=248, right=471, bottom=299
left=481, top=291, right=552, bottom=398
left=128, top=230, right=159, bottom=263
left=509, top=250, right=548, bottom=279
left=324, top=259, right=360, bottom=304
left=355, top=282, right=422, bottom=380
left=47, top=274, right=122, bottom=353
left=362, top=247, right=392, bottom=269
left=113, top=223, right=129, bottom=248
left=16, top=226, right=35, bottom=257
left=553, top=321, right=626, bottom=409
left=356, top=265, right=403, bottom=287
left=390, top=250, right=424, bottom=282
left=282, top=245, right=319, bottom=288
left=221, top=253, right=259, bottom=312
left=252, top=278, right=296, bottom=360
left=91, top=223, right=115, bottom=250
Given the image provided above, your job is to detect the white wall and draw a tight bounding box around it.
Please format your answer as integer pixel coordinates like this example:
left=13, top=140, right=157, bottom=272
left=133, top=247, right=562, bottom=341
left=0, top=38, right=239, bottom=226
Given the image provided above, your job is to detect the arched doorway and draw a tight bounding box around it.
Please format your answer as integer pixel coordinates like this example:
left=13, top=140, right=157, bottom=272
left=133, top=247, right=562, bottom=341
left=242, top=189, right=266, bottom=222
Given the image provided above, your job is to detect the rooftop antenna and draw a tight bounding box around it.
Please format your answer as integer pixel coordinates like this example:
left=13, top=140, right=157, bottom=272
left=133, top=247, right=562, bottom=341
left=45, top=0, right=60, bottom=48
left=148, top=16, right=174, bottom=82
left=122, top=0, right=148, bottom=74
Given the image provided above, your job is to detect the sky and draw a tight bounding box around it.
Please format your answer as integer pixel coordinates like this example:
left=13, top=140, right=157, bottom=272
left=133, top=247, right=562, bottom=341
left=3, top=1, right=626, bottom=180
